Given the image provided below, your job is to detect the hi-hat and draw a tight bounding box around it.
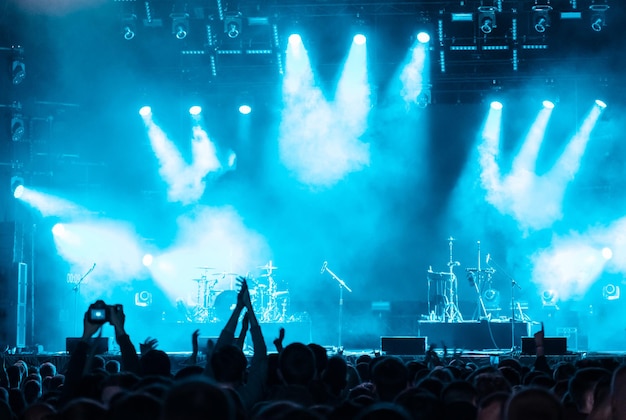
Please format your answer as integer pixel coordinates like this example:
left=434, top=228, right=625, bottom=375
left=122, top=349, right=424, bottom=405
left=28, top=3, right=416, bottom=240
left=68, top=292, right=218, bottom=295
left=213, top=272, right=238, bottom=277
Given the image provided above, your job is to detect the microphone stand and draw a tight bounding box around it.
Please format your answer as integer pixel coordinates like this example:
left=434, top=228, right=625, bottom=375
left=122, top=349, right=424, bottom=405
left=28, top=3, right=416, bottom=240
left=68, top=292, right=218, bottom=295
left=321, top=262, right=352, bottom=350
left=486, top=256, right=521, bottom=351
left=73, top=264, right=96, bottom=336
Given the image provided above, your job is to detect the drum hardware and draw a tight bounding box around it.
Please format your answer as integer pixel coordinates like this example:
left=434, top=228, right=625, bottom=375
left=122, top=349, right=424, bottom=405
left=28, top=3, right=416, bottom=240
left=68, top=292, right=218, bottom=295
left=444, top=237, right=463, bottom=322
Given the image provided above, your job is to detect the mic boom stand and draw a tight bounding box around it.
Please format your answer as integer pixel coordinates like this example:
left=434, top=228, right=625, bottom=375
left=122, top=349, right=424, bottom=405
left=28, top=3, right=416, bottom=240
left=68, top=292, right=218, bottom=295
left=321, top=263, right=352, bottom=350
left=486, top=256, right=521, bottom=351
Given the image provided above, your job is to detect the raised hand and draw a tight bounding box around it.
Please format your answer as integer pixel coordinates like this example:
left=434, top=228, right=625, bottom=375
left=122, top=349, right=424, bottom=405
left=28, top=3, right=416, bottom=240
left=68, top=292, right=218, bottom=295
left=273, top=327, right=285, bottom=352
left=81, top=312, right=101, bottom=341
left=192, top=329, right=200, bottom=353
left=140, top=337, right=159, bottom=355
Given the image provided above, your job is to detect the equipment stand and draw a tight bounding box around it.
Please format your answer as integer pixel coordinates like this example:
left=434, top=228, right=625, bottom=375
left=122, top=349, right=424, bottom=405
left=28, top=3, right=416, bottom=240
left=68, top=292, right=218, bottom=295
left=321, top=261, right=352, bottom=349
left=444, top=237, right=463, bottom=322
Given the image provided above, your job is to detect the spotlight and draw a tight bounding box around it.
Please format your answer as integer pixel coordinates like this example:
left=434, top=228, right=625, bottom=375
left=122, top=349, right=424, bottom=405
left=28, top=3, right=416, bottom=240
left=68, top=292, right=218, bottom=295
left=490, top=101, right=503, bottom=110
left=189, top=105, right=202, bottom=116
left=139, top=106, right=152, bottom=117
left=532, top=5, right=552, bottom=33
left=541, top=289, right=558, bottom=307
left=123, top=26, right=135, bottom=40
left=416, top=32, right=431, bottom=44
left=11, top=60, right=25, bottom=85
left=51, top=223, right=65, bottom=237
left=10, top=176, right=24, bottom=199
left=134, top=290, right=153, bottom=307
left=171, top=12, right=189, bottom=40
left=589, top=4, right=609, bottom=32
left=483, top=289, right=501, bottom=311
left=10, top=114, right=25, bottom=142
left=601, top=247, right=613, bottom=260
left=353, top=33, right=366, bottom=45
left=603, top=283, right=620, bottom=301
left=542, top=100, right=555, bottom=109
left=288, top=33, right=302, bottom=45
left=237, top=92, right=253, bottom=114
left=595, top=99, right=607, bottom=109
left=416, top=89, right=431, bottom=109
left=224, top=12, right=243, bottom=39
left=142, top=254, right=153, bottom=267
left=122, top=14, right=137, bottom=40
left=478, top=6, right=496, bottom=34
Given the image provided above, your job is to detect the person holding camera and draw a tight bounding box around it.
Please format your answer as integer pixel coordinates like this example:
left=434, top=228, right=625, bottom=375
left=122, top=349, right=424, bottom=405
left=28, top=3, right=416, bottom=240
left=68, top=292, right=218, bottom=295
left=60, top=301, right=139, bottom=405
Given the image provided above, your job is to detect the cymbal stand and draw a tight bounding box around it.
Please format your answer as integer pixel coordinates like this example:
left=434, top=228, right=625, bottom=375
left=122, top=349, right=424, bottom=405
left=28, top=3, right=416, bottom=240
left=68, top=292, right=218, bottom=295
left=445, top=238, right=463, bottom=322
left=321, top=261, right=352, bottom=349
left=469, top=241, right=491, bottom=320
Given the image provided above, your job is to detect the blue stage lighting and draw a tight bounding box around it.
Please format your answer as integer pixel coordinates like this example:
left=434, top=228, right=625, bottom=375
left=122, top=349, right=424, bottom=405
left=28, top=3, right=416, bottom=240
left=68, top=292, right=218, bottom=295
left=542, top=100, right=555, bottom=109
left=595, top=99, right=607, bottom=109
left=490, top=101, right=503, bottom=110
left=142, top=254, right=154, bottom=267
left=353, top=33, right=366, bottom=45
left=189, top=105, right=202, bottom=115
left=239, top=104, right=252, bottom=115
left=417, top=32, right=431, bottom=43
left=288, top=34, right=302, bottom=45
left=139, top=106, right=152, bottom=117
left=10, top=176, right=24, bottom=199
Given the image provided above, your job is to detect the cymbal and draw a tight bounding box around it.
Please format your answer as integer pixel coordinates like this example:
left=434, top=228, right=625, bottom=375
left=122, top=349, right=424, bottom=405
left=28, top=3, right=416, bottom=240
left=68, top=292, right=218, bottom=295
left=258, top=265, right=278, bottom=270
left=191, top=278, right=208, bottom=282
left=196, top=266, right=215, bottom=270
left=213, top=272, right=238, bottom=277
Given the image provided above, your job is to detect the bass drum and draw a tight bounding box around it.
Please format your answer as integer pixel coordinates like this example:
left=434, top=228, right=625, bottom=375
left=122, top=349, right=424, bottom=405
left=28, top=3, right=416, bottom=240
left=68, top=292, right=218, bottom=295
left=213, top=290, right=238, bottom=322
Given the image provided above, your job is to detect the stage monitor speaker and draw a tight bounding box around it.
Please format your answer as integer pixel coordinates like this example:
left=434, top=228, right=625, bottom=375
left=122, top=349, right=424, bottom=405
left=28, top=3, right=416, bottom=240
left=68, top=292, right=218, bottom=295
left=521, top=337, right=567, bottom=355
left=381, top=336, right=426, bottom=355
left=66, top=337, right=110, bottom=355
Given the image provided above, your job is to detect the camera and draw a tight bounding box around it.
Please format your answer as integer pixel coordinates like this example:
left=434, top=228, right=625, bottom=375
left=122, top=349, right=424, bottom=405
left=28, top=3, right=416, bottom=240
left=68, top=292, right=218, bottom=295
left=88, top=300, right=122, bottom=324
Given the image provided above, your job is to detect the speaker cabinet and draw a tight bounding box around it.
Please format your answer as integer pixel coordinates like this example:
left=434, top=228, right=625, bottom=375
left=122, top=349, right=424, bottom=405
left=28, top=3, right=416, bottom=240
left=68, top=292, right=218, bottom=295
left=521, top=337, right=568, bottom=355
left=381, top=336, right=427, bottom=355
left=66, top=337, right=110, bottom=355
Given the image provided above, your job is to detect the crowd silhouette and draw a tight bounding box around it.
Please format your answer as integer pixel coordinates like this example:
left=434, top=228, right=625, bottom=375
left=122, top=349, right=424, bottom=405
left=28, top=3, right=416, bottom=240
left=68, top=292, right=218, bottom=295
left=1, top=277, right=624, bottom=419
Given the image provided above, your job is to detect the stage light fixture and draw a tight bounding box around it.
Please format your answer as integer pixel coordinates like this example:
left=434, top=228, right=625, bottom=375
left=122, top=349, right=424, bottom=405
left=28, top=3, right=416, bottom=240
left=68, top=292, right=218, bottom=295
left=134, top=290, right=153, bottom=307
left=239, top=104, right=252, bottom=115
left=416, top=89, right=431, bottom=109
left=595, top=99, right=607, bottom=109
left=490, top=100, right=503, bottom=110
left=10, top=176, right=24, bottom=199
left=288, top=33, right=302, bottom=45
left=589, top=4, right=609, bottom=32
left=139, top=106, right=152, bottom=117
left=541, top=289, right=558, bottom=307
left=417, top=31, right=431, bottom=43
left=542, top=100, right=555, bottom=109
left=171, top=13, right=189, bottom=40
left=10, top=46, right=25, bottom=85
left=532, top=5, right=552, bottom=33
left=11, top=114, right=25, bottom=142
left=483, top=289, right=501, bottom=310
left=122, top=14, right=137, bottom=40
left=603, top=283, right=620, bottom=301
left=224, top=12, right=242, bottom=39
left=478, top=6, right=497, bottom=34
left=142, top=254, right=153, bottom=267
left=353, top=33, right=366, bottom=45
left=189, top=105, right=202, bottom=115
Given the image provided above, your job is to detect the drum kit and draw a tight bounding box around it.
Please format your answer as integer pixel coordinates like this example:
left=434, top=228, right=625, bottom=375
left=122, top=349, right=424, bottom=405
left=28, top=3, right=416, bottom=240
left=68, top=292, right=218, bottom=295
left=188, top=261, right=290, bottom=323
left=427, top=237, right=496, bottom=323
